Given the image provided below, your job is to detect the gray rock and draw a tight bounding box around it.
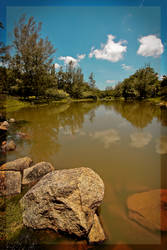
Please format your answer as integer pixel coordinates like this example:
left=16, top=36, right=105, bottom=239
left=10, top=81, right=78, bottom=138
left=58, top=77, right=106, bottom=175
left=0, top=171, right=21, bottom=196
left=20, top=167, right=104, bottom=238
left=22, top=162, right=54, bottom=185
left=1, top=121, right=9, bottom=128
left=1, top=140, right=16, bottom=152
left=127, top=189, right=167, bottom=231
left=88, top=214, right=106, bottom=244
left=9, top=118, right=15, bottom=123
left=0, top=157, right=32, bottom=171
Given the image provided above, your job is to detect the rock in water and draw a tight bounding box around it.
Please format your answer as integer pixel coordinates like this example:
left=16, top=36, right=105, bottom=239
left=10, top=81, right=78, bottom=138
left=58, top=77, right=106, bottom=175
left=22, top=162, right=54, bottom=185
left=20, top=167, right=104, bottom=238
left=127, top=189, right=167, bottom=231
left=1, top=140, right=16, bottom=152
left=1, top=121, right=9, bottom=128
left=0, top=157, right=32, bottom=171
left=0, top=171, right=21, bottom=196
left=88, top=214, right=106, bottom=244
left=9, top=118, right=15, bottom=123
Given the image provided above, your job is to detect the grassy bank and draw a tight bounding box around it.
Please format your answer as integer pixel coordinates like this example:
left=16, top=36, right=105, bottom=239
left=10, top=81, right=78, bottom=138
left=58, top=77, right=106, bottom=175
left=1, top=95, right=167, bottom=115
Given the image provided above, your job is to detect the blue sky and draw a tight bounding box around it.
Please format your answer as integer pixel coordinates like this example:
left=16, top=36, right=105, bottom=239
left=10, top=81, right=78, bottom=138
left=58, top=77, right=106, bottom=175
left=0, top=0, right=167, bottom=89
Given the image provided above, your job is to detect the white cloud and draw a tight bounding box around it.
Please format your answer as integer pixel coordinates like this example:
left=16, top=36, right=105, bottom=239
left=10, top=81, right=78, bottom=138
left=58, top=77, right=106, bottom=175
left=121, top=64, right=132, bottom=71
left=106, top=80, right=116, bottom=84
left=90, top=129, right=120, bottom=149
left=58, top=54, right=85, bottom=67
left=130, top=132, right=152, bottom=148
left=77, top=54, right=86, bottom=60
left=137, top=35, right=164, bottom=58
left=58, top=56, right=78, bottom=67
left=89, top=34, right=127, bottom=62
left=54, top=63, right=60, bottom=69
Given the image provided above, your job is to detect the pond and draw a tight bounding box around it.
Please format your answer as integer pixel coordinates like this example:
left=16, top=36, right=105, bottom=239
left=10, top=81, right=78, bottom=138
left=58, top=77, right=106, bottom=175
left=1, top=100, right=167, bottom=249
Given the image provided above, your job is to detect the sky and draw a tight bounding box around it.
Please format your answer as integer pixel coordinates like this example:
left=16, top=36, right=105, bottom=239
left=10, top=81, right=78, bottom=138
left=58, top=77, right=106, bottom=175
left=0, top=0, right=167, bottom=90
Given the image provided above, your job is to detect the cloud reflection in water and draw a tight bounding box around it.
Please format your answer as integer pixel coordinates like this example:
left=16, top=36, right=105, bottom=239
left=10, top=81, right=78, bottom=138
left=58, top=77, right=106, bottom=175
left=130, top=132, right=152, bottom=148
left=155, top=136, right=167, bottom=154
left=90, top=129, right=120, bottom=148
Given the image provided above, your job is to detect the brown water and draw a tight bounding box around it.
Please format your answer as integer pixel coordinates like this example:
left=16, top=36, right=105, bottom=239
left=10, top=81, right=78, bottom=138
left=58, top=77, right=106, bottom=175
left=2, top=100, right=167, bottom=248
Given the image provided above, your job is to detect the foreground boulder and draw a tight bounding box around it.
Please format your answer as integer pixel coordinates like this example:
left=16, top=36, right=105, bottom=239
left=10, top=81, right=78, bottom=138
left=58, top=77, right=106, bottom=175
left=20, top=167, right=104, bottom=239
left=127, top=189, right=167, bottom=231
left=0, top=157, right=32, bottom=171
left=0, top=171, right=21, bottom=196
left=22, top=162, right=54, bottom=185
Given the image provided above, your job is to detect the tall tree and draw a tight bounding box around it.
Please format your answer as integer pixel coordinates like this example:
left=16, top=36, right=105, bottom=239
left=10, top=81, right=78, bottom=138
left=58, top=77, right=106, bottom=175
left=89, top=72, right=96, bottom=89
left=9, top=15, right=56, bottom=97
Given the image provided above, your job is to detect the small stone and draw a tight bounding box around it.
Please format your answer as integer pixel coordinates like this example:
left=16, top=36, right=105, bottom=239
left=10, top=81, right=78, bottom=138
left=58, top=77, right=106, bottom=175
left=22, top=161, right=54, bottom=185
left=9, top=118, right=15, bottom=123
left=1, top=121, right=9, bottom=128
left=0, top=171, right=21, bottom=196
left=0, top=157, right=33, bottom=171
left=1, top=140, right=16, bottom=152
left=88, top=214, right=106, bottom=244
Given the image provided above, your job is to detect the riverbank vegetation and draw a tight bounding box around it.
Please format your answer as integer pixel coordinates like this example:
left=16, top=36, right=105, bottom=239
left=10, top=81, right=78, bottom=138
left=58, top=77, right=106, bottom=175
left=0, top=16, right=167, bottom=104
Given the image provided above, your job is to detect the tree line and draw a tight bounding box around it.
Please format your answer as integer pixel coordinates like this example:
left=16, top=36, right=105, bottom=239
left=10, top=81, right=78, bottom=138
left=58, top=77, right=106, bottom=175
left=0, top=16, right=166, bottom=102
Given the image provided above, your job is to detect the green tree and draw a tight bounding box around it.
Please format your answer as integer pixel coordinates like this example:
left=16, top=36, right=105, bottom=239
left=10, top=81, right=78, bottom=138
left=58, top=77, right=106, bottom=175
left=9, top=15, right=56, bottom=98
left=0, top=22, right=11, bottom=92
left=89, top=72, right=96, bottom=89
left=160, top=75, right=167, bottom=100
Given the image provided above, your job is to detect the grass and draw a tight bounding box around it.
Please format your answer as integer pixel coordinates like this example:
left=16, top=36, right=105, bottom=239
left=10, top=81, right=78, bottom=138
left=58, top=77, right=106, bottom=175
left=2, top=96, right=32, bottom=113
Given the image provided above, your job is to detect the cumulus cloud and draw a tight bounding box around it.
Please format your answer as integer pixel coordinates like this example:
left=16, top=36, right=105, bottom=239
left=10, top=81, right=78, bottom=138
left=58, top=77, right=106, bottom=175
left=106, top=80, right=116, bottom=84
left=155, top=136, right=167, bottom=154
left=89, top=34, right=127, bottom=62
left=90, top=129, right=120, bottom=148
left=54, top=63, right=60, bottom=69
left=137, top=35, right=164, bottom=58
left=58, top=54, right=85, bottom=67
left=77, top=54, right=86, bottom=60
left=121, top=64, right=132, bottom=71
left=130, top=132, right=152, bottom=148
left=58, top=56, right=78, bottom=67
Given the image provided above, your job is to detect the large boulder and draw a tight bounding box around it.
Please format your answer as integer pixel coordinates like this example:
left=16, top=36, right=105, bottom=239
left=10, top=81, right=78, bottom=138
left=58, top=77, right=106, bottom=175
left=0, top=171, right=21, bottom=196
left=20, top=167, right=104, bottom=238
left=22, top=162, right=54, bottom=185
left=0, top=157, right=32, bottom=171
left=127, top=189, right=167, bottom=231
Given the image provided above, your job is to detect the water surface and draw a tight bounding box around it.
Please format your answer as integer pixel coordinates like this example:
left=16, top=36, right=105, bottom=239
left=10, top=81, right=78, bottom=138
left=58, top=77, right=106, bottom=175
left=3, top=100, right=167, bottom=247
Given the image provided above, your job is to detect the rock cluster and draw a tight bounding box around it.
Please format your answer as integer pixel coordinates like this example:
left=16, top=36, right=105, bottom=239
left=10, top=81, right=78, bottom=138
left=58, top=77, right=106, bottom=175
left=20, top=167, right=106, bottom=243
left=0, top=157, right=54, bottom=196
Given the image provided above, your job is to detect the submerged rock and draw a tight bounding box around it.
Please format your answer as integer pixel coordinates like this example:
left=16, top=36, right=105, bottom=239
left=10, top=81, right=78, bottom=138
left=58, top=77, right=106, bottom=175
left=22, top=161, right=54, bottom=185
left=20, top=167, right=104, bottom=238
left=0, top=157, right=32, bottom=171
left=9, top=118, right=15, bottom=123
left=1, top=140, right=16, bottom=152
left=0, top=171, right=21, bottom=196
left=127, top=189, right=167, bottom=232
left=88, top=214, right=106, bottom=244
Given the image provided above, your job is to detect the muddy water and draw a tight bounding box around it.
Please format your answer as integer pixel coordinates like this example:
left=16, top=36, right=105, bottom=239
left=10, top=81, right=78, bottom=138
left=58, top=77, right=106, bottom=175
left=2, top=100, right=167, bottom=248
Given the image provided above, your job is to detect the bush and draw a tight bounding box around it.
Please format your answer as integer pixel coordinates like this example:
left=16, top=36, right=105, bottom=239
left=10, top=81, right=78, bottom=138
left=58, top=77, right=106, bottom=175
left=45, top=88, right=69, bottom=100
left=81, top=91, right=97, bottom=100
